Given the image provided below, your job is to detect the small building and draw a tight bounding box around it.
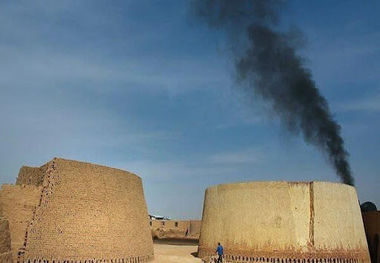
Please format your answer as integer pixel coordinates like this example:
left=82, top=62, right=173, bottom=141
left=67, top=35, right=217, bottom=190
left=149, top=214, right=170, bottom=221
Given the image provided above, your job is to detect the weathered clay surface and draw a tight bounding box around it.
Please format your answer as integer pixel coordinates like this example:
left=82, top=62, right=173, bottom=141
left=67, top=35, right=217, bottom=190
left=0, top=158, right=154, bottom=263
left=198, top=181, right=370, bottom=263
left=0, top=184, right=41, bottom=262
left=16, top=165, right=48, bottom=187
left=151, top=220, right=201, bottom=240
left=0, top=217, right=13, bottom=263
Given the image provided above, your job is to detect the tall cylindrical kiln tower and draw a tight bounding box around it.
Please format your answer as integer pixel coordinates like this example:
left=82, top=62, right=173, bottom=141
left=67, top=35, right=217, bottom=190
left=198, top=181, right=370, bottom=263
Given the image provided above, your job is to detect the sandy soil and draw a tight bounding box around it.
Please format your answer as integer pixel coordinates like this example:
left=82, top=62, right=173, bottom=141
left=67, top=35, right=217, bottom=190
left=152, top=243, right=203, bottom=263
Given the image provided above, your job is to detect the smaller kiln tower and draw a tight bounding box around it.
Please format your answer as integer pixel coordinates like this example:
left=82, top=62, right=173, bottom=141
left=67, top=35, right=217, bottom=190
left=198, top=181, right=370, bottom=263
left=0, top=158, right=154, bottom=263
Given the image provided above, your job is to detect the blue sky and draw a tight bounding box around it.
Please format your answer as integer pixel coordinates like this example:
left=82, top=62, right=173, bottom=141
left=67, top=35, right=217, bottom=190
left=0, top=0, right=379, bottom=219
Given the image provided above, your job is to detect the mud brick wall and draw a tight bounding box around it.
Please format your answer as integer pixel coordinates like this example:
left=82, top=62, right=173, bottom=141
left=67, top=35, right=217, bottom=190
left=189, top=220, right=201, bottom=237
left=151, top=220, right=190, bottom=240
left=362, top=211, right=380, bottom=263
left=152, top=220, right=191, bottom=231
left=150, top=220, right=201, bottom=240
left=198, top=181, right=370, bottom=263
left=16, top=164, right=49, bottom=186
left=0, top=184, right=42, bottom=262
left=0, top=217, right=13, bottom=263
left=19, top=158, right=153, bottom=262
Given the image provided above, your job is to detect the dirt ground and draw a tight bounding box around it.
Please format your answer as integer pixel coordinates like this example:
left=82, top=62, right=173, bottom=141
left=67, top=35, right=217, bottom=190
left=152, top=243, right=203, bottom=263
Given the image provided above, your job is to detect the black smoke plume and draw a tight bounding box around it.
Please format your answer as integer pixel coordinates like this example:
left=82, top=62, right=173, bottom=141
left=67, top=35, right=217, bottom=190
left=192, top=0, right=354, bottom=185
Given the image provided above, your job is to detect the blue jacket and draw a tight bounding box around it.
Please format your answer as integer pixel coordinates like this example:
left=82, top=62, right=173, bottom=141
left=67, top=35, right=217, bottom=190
left=216, top=245, right=223, bottom=255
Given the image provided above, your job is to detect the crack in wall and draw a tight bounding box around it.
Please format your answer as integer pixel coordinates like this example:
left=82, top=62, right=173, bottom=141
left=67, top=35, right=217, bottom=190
left=309, top=182, right=315, bottom=248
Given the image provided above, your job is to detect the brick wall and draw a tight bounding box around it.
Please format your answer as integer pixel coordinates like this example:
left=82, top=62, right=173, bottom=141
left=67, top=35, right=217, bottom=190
left=19, top=158, right=154, bottom=262
left=0, top=184, right=42, bottom=262
left=198, top=181, right=370, bottom=263
left=16, top=164, right=49, bottom=186
left=189, top=220, right=201, bottom=236
left=0, top=217, right=13, bottom=263
left=150, top=220, right=201, bottom=240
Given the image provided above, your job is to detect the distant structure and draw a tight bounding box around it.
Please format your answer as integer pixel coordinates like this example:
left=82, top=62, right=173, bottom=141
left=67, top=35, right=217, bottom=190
left=198, top=181, right=370, bottom=263
left=149, top=214, right=171, bottom=221
left=150, top=219, right=201, bottom=241
left=362, top=210, right=380, bottom=263
left=361, top=201, right=377, bottom=213
left=0, top=158, right=154, bottom=263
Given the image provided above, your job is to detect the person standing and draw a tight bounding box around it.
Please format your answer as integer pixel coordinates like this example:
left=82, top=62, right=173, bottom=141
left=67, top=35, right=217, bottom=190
left=216, top=242, right=224, bottom=263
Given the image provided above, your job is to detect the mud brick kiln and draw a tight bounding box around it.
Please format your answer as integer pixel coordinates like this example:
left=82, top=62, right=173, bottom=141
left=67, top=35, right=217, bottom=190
left=0, top=158, right=154, bottom=263
left=198, top=181, right=370, bottom=263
